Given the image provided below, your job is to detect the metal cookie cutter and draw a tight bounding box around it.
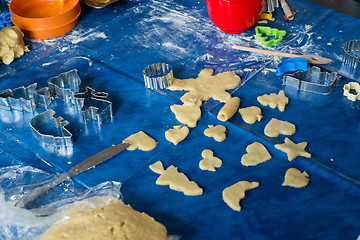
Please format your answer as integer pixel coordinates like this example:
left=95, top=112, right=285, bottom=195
left=74, top=87, right=113, bottom=125
left=30, top=109, right=74, bottom=146
left=47, top=69, right=81, bottom=103
left=342, top=40, right=360, bottom=74
left=0, top=83, right=51, bottom=112
left=343, top=82, right=360, bottom=101
left=283, top=66, right=342, bottom=95
left=143, top=63, right=173, bottom=90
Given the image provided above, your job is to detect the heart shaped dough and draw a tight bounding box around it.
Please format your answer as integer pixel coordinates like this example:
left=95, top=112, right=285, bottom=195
left=123, top=131, right=157, bottom=151
left=165, top=125, right=189, bottom=145
left=241, top=142, right=272, bottom=166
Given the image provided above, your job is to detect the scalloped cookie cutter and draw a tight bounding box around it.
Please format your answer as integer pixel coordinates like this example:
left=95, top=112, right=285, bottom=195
left=255, top=26, right=286, bottom=47
left=283, top=66, right=342, bottom=95
left=30, top=109, right=74, bottom=146
left=343, top=82, right=360, bottom=101
left=342, top=40, right=360, bottom=73
left=143, top=63, right=173, bottom=90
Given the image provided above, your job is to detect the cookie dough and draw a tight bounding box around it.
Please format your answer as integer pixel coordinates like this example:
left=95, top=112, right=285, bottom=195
left=0, top=26, right=29, bottom=65
left=264, top=118, right=296, bottom=137
left=217, top=97, right=240, bottom=121
left=165, top=125, right=189, bottom=145
left=167, top=69, right=241, bottom=106
left=204, top=125, right=226, bottom=142
left=149, top=161, right=203, bottom=196
left=275, top=137, right=311, bottom=161
left=123, top=131, right=157, bottom=151
left=241, top=142, right=272, bottom=166
left=170, top=104, right=201, bottom=128
left=282, top=168, right=309, bottom=188
left=257, top=90, right=288, bottom=112
left=39, top=197, right=168, bottom=240
left=238, top=106, right=263, bottom=124
left=199, top=149, right=222, bottom=172
left=222, top=181, right=259, bottom=211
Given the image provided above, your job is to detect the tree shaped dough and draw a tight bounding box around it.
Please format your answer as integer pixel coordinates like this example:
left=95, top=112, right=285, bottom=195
left=222, top=181, right=259, bottom=211
left=170, top=104, right=201, bottom=128
left=149, top=161, right=203, bottom=196
left=238, top=106, right=263, bottom=124
left=257, top=90, right=289, bottom=112
left=204, top=125, right=226, bottom=142
left=167, top=69, right=241, bottom=106
left=275, top=137, right=311, bottom=161
left=165, top=125, right=189, bottom=145
left=123, top=131, right=157, bottom=151
left=264, top=118, right=296, bottom=137
left=282, top=168, right=310, bottom=188
left=199, top=149, right=222, bottom=172
left=241, top=142, right=272, bottom=166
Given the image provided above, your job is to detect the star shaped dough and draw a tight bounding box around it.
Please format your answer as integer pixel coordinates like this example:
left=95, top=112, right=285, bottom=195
left=257, top=90, right=289, bottom=112
left=167, top=69, right=241, bottom=106
left=275, top=137, right=311, bottom=161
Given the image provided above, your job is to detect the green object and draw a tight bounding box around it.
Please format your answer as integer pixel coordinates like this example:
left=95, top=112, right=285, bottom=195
left=255, top=26, right=287, bottom=47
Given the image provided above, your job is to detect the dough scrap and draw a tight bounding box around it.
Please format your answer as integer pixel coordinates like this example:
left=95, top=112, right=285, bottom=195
left=199, top=149, right=222, bottom=172
left=39, top=197, right=168, bottom=240
left=167, top=69, right=241, bottom=106
left=204, top=125, right=226, bottom=142
left=264, top=118, right=296, bottom=137
left=217, top=97, right=240, bottom=121
left=257, top=90, right=289, bottom=112
left=222, top=181, right=259, bottom=211
left=238, top=106, right=263, bottom=124
left=170, top=104, right=201, bottom=128
left=275, top=137, right=311, bottom=161
left=149, top=161, right=203, bottom=196
left=165, top=125, right=189, bottom=145
left=282, top=168, right=310, bottom=188
left=241, top=142, right=272, bottom=166
left=123, top=131, right=157, bottom=151
left=0, top=26, right=29, bottom=65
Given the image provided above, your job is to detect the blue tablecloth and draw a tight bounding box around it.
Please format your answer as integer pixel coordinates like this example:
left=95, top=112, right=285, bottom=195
left=0, top=0, right=359, bottom=239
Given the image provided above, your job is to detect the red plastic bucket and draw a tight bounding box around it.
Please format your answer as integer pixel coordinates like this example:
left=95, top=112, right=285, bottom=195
left=206, top=0, right=264, bottom=33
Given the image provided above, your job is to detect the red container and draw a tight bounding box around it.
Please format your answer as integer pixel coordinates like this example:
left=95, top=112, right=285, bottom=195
left=206, top=0, right=264, bottom=33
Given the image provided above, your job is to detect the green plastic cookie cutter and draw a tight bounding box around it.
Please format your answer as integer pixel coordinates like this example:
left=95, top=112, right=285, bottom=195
left=255, top=26, right=286, bottom=47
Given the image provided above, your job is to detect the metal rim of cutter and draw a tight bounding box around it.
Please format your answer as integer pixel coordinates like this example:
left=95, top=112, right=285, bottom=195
left=143, top=63, right=174, bottom=90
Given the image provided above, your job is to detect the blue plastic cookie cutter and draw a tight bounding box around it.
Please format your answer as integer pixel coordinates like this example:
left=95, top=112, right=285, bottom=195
left=282, top=66, right=342, bottom=95
left=276, top=57, right=310, bottom=76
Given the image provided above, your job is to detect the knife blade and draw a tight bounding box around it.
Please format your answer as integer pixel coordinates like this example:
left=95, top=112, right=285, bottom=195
left=15, top=142, right=130, bottom=208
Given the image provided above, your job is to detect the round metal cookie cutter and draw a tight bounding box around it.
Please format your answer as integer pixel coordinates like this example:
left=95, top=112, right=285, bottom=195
left=143, top=63, right=173, bottom=90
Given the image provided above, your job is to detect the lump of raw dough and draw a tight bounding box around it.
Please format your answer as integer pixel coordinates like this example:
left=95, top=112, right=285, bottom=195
left=167, top=69, right=241, bottom=106
left=165, top=125, right=189, bottom=145
left=217, top=97, right=240, bottom=121
left=0, top=26, right=29, bottom=65
left=199, top=149, right=222, bottom=172
left=149, top=161, right=203, bottom=196
left=241, top=142, right=272, bottom=166
left=264, top=118, right=296, bottom=137
left=123, top=131, right=157, bottom=151
left=204, top=125, right=226, bottom=142
left=282, top=168, right=309, bottom=188
left=222, top=181, right=259, bottom=211
left=38, top=197, right=168, bottom=240
left=238, top=106, right=263, bottom=124
left=170, top=104, right=201, bottom=128
left=257, top=90, right=288, bottom=112
left=275, top=137, right=311, bottom=161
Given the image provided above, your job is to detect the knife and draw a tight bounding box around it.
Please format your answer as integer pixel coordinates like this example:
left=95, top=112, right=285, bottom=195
left=15, top=142, right=130, bottom=208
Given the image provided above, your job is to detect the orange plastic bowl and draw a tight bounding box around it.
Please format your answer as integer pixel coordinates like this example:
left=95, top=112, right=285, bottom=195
left=10, top=0, right=81, bottom=39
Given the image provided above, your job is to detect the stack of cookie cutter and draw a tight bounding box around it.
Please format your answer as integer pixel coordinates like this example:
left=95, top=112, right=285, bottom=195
left=143, top=63, right=174, bottom=90
left=282, top=66, right=342, bottom=95
left=342, top=40, right=360, bottom=74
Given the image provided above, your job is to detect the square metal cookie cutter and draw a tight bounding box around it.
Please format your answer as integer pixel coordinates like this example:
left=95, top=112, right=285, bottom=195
left=143, top=63, right=174, bottom=90
left=342, top=40, right=360, bottom=74
left=283, top=66, right=342, bottom=95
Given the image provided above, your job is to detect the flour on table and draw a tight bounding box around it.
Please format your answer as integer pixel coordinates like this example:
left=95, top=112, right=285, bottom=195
left=222, top=181, right=259, bottom=211
left=275, top=137, right=311, bottom=161
left=282, top=168, right=309, bottom=188
left=204, top=125, right=226, bottom=142
left=123, top=131, right=157, bottom=151
left=241, top=142, right=272, bottom=166
left=199, top=149, right=222, bottom=172
left=264, top=118, right=296, bottom=137
left=165, top=125, right=189, bottom=145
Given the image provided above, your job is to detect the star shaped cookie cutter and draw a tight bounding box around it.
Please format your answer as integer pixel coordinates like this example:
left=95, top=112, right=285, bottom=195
left=282, top=66, right=342, bottom=95
left=30, top=109, right=74, bottom=146
left=255, top=26, right=286, bottom=47
left=342, top=40, right=360, bottom=74
left=74, top=87, right=113, bottom=125
left=343, top=82, right=360, bottom=101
